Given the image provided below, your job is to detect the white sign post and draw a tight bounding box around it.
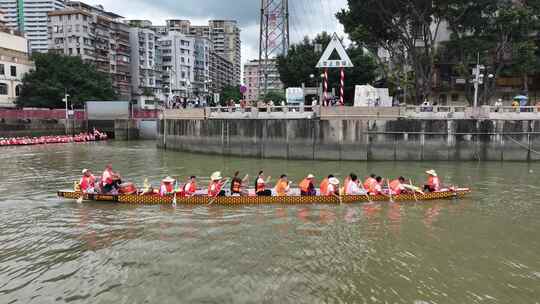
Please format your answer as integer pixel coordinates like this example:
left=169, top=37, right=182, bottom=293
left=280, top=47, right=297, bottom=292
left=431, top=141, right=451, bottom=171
left=316, top=33, right=353, bottom=105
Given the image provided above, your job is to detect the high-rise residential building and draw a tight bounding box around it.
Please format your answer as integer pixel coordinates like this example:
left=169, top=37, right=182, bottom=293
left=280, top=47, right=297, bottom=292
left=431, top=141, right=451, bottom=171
left=0, top=9, right=7, bottom=28
left=209, top=51, right=234, bottom=96
left=0, top=29, right=34, bottom=107
left=208, top=20, right=241, bottom=85
left=163, top=19, right=241, bottom=85
left=128, top=20, right=163, bottom=109
left=47, top=1, right=131, bottom=100
left=158, top=31, right=195, bottom=99
left=243, top=59, right=283, bottom=102
left=0, top=0, right=66, bottom=53
left=191, top=36, right=211, bottom=100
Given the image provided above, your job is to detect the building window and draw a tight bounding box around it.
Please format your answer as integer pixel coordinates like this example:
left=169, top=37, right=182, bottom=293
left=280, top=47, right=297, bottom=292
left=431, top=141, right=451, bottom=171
left=0, top=83, right=7, bottom=95
left=0, top=64, right=4, bottom=75
left=10, top=66, right=16, bottom=77
left=15, top=85, right=21, bottom=97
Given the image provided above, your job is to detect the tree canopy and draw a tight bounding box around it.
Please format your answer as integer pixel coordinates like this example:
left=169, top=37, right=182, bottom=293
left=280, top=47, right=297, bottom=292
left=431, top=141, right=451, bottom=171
left=276, top=32, right=377, bottom=104
left=219, top=85, right=242, bottom=105
left=16, top=53, right=116, bottom=108
left=337, top=0, right=540, bottom=105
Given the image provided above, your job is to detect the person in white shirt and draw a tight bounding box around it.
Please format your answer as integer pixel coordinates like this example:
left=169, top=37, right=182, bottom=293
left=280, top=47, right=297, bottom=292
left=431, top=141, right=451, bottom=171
left=345, top=173, right=366, bottom=195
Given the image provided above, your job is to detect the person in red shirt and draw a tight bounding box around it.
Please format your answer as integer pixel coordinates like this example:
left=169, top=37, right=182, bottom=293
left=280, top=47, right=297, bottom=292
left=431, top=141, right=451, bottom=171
left=208, top=171, right=226, bottom=197
left=80, top=169, right=96, bottom=193
left=160, top=176, right=176, bottom=196
left=389, top=176, right=407, bottom=195
left=424, top=170, right=441, bottom=192
left=183, top=176, right=198, bottom=197
left=364, top=174, right=377, bottom=193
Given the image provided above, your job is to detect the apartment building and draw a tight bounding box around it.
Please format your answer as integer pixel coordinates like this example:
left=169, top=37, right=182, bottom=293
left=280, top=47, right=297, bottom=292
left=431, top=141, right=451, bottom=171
left=0, top=0, right=66, bottom=53
left=47, top=1, right=131, bottom=100
left=243, top=59, right=283, bottom=102
left=128, top=20, right=162, bottom=109
left=158, top=31, right=195, bottom=98
left=209, top=51, right=234, bottom=96
left=0, top=29, right=34, bottom=107
left=192, top=36, right=211, bottom=100
left=0, top=9, right=6, bottom=28
left=163, top=19, right=241, bottom=85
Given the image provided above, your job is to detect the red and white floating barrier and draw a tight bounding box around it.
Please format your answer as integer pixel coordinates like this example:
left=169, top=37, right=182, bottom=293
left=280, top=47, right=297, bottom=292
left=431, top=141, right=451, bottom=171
left=0, top=130, right=108, bottom=147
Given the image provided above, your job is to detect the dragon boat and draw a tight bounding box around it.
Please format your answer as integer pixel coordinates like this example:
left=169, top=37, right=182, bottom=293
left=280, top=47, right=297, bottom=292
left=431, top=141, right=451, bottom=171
left=57, top=188, right=471, bottom=206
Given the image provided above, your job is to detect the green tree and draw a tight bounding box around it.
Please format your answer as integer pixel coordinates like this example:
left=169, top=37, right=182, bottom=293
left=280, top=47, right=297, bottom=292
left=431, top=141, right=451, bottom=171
left=219, top=85, right=242, bottom=105
left=276, top=32, right=377, bottom=104
left=260, top=90, right=285, bottom=103
left=337, top=0, right=452, bottom=103
left=17, top=53, right=116, bottom=108
left=441, top=0, right=540, bottom=104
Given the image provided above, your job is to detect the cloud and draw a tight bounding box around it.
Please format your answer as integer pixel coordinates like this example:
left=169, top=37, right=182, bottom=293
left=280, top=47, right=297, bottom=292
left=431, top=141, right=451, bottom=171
left=83, top=0, right=349, bottom=74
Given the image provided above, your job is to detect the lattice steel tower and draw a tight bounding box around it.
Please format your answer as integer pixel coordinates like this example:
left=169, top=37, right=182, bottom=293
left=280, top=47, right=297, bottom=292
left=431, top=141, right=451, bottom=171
left=258, top=0, right=289, bottom=97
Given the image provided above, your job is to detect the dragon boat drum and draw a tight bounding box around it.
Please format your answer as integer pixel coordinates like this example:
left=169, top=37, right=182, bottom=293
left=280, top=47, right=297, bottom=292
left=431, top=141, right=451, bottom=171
left=119, top=182, right=137, bottom=195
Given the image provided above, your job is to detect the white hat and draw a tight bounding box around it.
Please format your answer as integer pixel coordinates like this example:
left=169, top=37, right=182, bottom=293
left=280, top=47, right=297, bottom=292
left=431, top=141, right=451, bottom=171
left=162, top=176, right=175, bottom=183
left=307, top=174, right=315, bottom=179
left=425, top=170, right=438, bottom=177
left=82, top=169, right=89, bottom=174
left=329, top=177, right=340, bottom=185
left=210, top=171, right=222, bottom=181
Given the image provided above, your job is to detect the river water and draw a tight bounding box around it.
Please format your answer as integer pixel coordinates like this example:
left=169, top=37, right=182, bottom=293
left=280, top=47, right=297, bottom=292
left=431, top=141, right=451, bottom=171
left=0, top=141, right=539, bottom=303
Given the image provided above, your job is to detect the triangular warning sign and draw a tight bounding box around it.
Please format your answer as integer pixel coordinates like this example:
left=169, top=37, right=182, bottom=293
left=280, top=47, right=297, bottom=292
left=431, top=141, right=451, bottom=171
left=316, top=33, right=354, bottom=68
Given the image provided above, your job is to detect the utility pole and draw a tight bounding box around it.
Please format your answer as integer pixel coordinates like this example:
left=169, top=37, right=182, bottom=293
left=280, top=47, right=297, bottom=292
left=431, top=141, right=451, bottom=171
left=62, top=92, right=70, bottom=135
left=258, top=0, right=290, bottom=98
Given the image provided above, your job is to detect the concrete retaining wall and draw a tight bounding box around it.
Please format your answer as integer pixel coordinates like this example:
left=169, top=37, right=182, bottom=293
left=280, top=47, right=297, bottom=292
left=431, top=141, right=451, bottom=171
left=0, top=119, right=85, bottom=137
left=158, top=118, right=540, bottom=161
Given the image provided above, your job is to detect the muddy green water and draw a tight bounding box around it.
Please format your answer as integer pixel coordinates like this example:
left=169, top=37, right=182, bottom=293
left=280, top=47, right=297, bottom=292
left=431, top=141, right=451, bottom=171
left=0, top=141, right=539, bottom=303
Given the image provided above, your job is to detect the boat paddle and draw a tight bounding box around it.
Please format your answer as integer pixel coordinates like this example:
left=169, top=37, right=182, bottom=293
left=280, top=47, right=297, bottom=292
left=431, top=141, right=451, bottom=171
left=409, top=179, right=419, bottom=202
left=333, top=192, right=343, bottom=205
left=359, top=181, right=372, bottom=203
left=386, top=178, right=394, bottom=203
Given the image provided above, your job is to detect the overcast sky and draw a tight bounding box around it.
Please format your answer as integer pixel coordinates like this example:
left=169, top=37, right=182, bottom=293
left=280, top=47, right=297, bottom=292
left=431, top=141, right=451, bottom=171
left=83, top=0, right=348, bottom=68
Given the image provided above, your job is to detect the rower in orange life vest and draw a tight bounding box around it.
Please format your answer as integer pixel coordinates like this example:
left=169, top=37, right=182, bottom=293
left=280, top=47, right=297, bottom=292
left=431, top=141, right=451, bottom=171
left=364, top=174, right=377, bottom=193
left=101, top=164, right=122, bottom=194
left=274, top=174, right=290, bottom=196
left=208, top=171, right=227, bottom=197
left=159, top=176, right=176, bottom=196
left=424, top=170, right=441, bottom=192
left=344, top=173, right=366, bottom=195
left=326, top=177, right=340, bottom=196
left=230, top=171, right=249, bottom=196
left=80, top=169, right=96, bottom=193
left=255, top=171, right=272, bottom=196
left=389, top=176, right=407, bottom=195
left=183, top=176, right=197, bottom=197
left=319, top=174, right=333, bottom=196
left=299, top=174, right=316, bottom=196
left=368, top=176, right=384, bottom=195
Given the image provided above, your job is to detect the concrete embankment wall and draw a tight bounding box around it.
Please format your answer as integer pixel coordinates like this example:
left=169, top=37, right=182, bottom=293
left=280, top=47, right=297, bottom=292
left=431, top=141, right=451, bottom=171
left=158, top=118, right=540, bottom=161
left=0, top=119, right=85, bottom=137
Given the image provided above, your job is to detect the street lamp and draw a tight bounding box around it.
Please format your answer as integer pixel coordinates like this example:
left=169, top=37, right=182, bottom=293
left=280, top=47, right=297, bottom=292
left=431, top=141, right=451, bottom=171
left=62, top=93, right=70, bottom=135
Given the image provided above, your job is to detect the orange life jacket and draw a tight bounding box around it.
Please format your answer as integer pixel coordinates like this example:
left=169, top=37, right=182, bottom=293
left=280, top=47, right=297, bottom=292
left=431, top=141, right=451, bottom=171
left=275, top=179, right=288, bottom=196
left=364, top=177, right=376, bottom=192
left=160, top=183, right=174, bottom=196
left=389, top=179, right=402, bottom=195
left=208, top=181, right=223, bottom=197
left=299, top=179, right=311, bottom=193
left=232, top=179, right=242, bottom=193
left=320, top=178, right=329, bottom=196
left=184, top=182, right=196, bottom=194
left=427, top=176, right=441, bottom=191
left=80, top=175, right=95, bottom=191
